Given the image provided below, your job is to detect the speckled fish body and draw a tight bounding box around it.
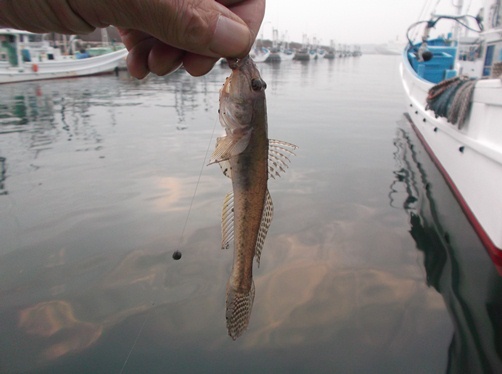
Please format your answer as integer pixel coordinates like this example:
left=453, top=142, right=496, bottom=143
left=210, top=56, right=297, bottom=339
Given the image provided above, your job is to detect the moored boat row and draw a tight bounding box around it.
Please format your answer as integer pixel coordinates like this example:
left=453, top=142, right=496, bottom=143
left=0, top=28, right=127, bottom=84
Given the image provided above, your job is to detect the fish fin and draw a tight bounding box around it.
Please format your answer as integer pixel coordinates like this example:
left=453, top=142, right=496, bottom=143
left=208, top=132, right=252, bottom=165
left=226, top=281, right=255, bottom=340
left=221, top=192, right=234, bottom=250
left=218, top=160, right=232, bottom=178
left=255, top=189, right=274, bottom=267
left=209, top=136, right=231, bottom=165
left=268, top=139, right=299, bottom=179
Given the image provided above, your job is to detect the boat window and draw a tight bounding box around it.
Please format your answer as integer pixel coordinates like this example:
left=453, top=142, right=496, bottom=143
left=483, top=44, right=495, bottom=77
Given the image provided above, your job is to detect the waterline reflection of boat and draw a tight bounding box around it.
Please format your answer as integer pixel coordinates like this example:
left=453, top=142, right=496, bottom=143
left=400, top=0, right=502, bottom=268
left=392, top=118, right=502, bottom=372
left=0, top=28, right=128, bottom=84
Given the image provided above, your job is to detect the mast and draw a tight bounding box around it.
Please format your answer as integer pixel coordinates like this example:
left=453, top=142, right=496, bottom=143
left=272, top=28, right=278, bottom=49
left=452, top=0, right=464, bottom=40
left=15, top=33, right=23, bottom=69
left=101, top=28, right=109, bottom=46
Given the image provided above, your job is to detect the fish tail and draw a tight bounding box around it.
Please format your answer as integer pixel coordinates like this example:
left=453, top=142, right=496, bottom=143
left=226, top=281, right=255, bottom=340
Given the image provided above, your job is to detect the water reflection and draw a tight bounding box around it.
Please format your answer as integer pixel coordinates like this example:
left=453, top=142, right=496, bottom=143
left=0, top=83, right=108, bottom=153
left=0, top=72, right=224, bottom=154
left=18, top=300, right=103, bottom=361
left=392, top=117, right=502, bottom=373
left=0, top=56, right=455, bottom=372
left=0, top=70, right=232, bottom=371
left=0, top=156, right=6, bottom=195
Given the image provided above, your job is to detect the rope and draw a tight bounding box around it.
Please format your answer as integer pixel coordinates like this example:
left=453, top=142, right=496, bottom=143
left=449, top=79, right=476, bottom=127
left=426, top=75, right=477, bottom=128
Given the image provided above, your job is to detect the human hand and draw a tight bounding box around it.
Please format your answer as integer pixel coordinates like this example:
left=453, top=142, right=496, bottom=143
left=0, top=0, right=265, bottom=78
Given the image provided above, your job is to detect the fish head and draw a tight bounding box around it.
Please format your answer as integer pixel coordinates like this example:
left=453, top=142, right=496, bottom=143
left=219, top=56, right=267, bottom=133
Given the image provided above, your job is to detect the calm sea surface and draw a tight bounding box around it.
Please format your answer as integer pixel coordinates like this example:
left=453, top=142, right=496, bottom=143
left=1, top=55, right=501, bottom=373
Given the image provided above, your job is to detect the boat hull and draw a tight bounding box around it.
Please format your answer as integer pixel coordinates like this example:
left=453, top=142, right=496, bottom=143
left=394, top=119, right=502, bottom=369
left=400, top=49, right=502, bottom=266
left=0, top=48, right=128, bottom=84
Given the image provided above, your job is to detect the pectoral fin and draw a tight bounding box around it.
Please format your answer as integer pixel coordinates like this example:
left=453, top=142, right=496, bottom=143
left=208, top=132, right=252, bottom=165
left=218, top=160, right=232, bottom=178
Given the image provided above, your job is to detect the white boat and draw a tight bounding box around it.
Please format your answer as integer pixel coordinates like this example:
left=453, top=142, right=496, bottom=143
left=400, top=0, right=502, bottom=268
left=249, top=46, right=270, bottom=63
left=376, top=37, right=406, bottom=55
left=0, top=28, right=128, bottom=84
left=279, top=49, right=295, bottom=61
left=308, top=48, right=318, bottom=60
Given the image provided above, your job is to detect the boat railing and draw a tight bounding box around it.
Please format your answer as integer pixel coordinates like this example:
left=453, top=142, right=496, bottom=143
left=20, top=41, right=49, bottom=49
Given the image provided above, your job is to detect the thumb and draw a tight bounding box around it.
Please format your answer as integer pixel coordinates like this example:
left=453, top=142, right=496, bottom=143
left=143, top=1, right=254, bottom=58
left=77, top=0, right=254, bottom=58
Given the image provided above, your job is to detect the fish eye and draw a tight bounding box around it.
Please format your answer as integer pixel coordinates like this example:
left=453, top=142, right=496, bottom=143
left=251, top=78, right=266, bottom=91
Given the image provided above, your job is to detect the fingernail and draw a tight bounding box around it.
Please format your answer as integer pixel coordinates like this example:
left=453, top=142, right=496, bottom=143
left=210, top=15, right=251, bottom=57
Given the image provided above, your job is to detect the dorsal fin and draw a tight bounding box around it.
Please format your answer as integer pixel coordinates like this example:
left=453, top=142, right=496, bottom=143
left=268, top=139, right=298, bottom=179
left=254, top=189, right=274, bottom=267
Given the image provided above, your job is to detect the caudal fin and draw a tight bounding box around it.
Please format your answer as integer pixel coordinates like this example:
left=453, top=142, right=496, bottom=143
left=226, top=282, right=255, bottom=340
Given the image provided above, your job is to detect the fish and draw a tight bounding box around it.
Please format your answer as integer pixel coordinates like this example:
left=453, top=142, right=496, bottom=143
left=209, top=56, right=298, bottom=339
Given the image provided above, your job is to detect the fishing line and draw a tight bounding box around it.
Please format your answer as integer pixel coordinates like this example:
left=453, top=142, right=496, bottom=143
left=174, top=115, right=219, bottom=259
left=119, top=112, right=219, bottom=374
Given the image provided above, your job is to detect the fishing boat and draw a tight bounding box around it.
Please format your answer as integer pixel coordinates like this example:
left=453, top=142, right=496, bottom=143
left=279, top=48, right=295, bottom=61
left=400, top=0, right=502, bottom=269
left=249, top=46, right=270, bottom=63
left=293, top=34, right=310, bottom=61
left=278, top=31, right=294, bottom=61
left=265, top=46, right=281, bottom=63
left=265, top=29, right=281, bottom=63
left=293, top=48, right=310, bottom=61
left=351, top=45, right=362, bottom=57
left=0, top=28, right=127, bottom=84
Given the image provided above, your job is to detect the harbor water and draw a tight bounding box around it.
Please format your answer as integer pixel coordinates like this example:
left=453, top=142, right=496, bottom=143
left=1, top=55, right=501, bottom=373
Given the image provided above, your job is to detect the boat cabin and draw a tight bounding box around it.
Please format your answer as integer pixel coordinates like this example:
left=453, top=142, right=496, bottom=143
left=408, top=2, right=502, bottom=83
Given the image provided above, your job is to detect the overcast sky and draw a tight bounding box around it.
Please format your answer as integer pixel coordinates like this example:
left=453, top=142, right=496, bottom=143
left=259, top=0, right=484, bottom=45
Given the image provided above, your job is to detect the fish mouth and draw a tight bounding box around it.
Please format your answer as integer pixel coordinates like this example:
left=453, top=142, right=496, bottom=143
left=222, top=55, right=265, bottom=95
left=226, top=56, right=250, bottom=70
